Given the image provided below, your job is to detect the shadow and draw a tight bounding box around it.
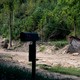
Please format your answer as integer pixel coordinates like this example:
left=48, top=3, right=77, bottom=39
left=0, top=57, right=79, bottom=80
left=0, top=59, right=32, bottom=80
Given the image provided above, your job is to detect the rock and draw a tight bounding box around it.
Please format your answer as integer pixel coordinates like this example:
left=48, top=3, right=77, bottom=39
left=67, top=44, right=76, bottom=53
left=67, top=37, right=80, bottom=54
left=72, top=53, right=79, bottom=56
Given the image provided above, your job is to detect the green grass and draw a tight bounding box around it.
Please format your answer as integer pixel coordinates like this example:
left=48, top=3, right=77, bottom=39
left=50, top=40, right=68, bottom=48
left=39, top=64, right=80, bottom=77
left=0, top=63, right=80, bottom=80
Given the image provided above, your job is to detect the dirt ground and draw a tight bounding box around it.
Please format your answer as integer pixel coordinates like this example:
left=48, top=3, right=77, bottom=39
left=0, top=42, right=80, bottom=80
left=0, top=43, right=80, bottom=68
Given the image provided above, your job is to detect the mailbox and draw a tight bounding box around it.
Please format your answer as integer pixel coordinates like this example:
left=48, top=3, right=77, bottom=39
left=20, top=32, right=40, bottom=80
left=20, top=32, right=39, bottom=41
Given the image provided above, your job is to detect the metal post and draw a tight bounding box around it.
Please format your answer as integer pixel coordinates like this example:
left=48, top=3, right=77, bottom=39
left=31, top=41, right=36, bottom=80
left=20, top=32, right=39, bottom=80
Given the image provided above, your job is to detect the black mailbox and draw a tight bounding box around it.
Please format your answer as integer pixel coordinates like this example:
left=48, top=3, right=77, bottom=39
left=20, top=32, right=39, bottom=41
left=20, top=32, right=40, bottom=80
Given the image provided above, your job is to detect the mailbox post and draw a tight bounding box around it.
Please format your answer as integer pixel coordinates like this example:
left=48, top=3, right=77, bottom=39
left=20, top=32, right=39, bottom=80
left=30, top=41, right=36, bottom=80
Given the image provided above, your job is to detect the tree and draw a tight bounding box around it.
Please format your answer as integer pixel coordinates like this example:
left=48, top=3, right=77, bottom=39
left=8, top=0, right=14, bottom=47
left=0, top=0, right=80, bottom=41
left=0, top=0, right=14, bottom=47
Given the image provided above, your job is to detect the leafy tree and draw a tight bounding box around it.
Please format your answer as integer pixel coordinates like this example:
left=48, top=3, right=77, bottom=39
left=0, top=0, right=80, bottom=41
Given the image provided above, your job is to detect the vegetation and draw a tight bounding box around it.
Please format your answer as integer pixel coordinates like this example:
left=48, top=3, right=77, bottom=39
left=51, top=40, right=68, bottom=48
left=0, top=0, right=80, bottom=41
left=0, top=63, right=54, bottom=80
left=0, top=1, right=80, bottom=79
left=0, top=64, right=31, bottom=80
left=0, top=63, right=80, bottom=80
left=39, top=64, right=80, bottom=77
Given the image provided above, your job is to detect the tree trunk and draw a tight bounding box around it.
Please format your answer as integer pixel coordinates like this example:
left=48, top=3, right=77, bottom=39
left=73, top=16, right=76, bottom=37
left=9, top=1, right=13, bottom=48
left=9, top=11, right=12, bottom=47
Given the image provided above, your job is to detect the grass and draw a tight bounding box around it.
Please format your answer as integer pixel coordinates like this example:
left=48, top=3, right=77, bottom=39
left=0, top=63, right=80, bottom=80
left=50, top=40, right=68, bottom=48
left=0, top=61, right=80, bottom=80
left=38, top=40, right=68, bottom=51
left=0, top=64, right=31, bottom=80
left=0, top=63, right=55, bottom=80
left=39, top=64, right=80, bottom=77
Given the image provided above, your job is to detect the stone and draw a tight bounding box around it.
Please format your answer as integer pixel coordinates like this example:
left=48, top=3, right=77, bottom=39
left=72, top=53, right=79, bottom=56
left=67, top=36, right=80, bottom=54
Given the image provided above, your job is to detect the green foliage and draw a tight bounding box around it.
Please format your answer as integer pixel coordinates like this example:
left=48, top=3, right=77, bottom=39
left=0, top=0, right=80, bottom=40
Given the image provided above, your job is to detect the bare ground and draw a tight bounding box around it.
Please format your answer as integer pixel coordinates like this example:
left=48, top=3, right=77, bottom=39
left=0, top=42, right=80, bottom=80
left=0, top=45, right=80, bottom=68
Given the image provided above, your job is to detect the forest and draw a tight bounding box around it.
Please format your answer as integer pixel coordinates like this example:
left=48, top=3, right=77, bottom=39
left=0, top=0, right=80, bottom=41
